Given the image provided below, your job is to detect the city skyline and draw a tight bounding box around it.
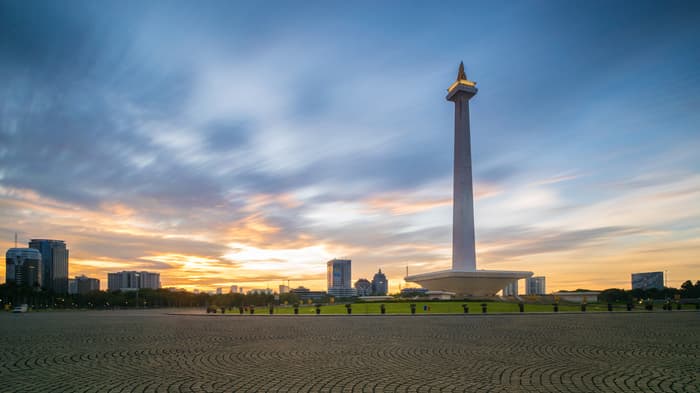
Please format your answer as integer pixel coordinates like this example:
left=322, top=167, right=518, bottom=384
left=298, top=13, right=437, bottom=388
left=1, top=2, right=700, bottom=293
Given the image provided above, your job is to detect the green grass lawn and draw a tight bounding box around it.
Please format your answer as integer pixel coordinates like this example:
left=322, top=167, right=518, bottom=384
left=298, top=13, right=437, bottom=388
left=223, top=301, right=623, bottom=315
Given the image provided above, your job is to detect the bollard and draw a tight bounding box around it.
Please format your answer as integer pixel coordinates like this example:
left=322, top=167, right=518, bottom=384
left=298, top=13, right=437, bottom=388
left=626, top=302, right=633, bottom=311
left=380, top=304, right=386, bottom=314
left=607, top=303, right=613, bottom=312
left=239, top=306, right=244, bottom=314
left=269, top=304, right=274, bottom=315
left=518, top=303, right=524, bottom=313
left=481, top=303, right=487, bottom=314
left=462, top=304, right=470, bottom=314
left=553, top=303, right=558, bottom=313
left=410, top=303, right=416, bottom=315
left=293, top=304, right=299, bottom=315
left=346, top=304, right=352, bottom=315
left=221, top=307, right=226, bottom=314
left=315, top=305, right=321, bottom=315
left=250, top=306, right=255, bottom=315
left=666, top=301, right=672, bottom=311
left=581, top=303, right=587, bottom=312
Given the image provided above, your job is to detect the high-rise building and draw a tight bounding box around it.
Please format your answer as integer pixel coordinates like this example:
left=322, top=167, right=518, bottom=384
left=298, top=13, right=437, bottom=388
left=5, top=248, right=42, bottom=289
left=525, top=276, right=546, bottom=295
left=354, top=278, right=372, bottom=296
left=503, top=280, right=518, bottom=296
left=279, top=285, right=290, bottom=294
left=216, top=288, right=223, bottom=295
left=28, top=239, right=69, bottom=293
left=107, top=271, right=160, bottom=291
left=371, top=269, right=388, bottom=295
left=631, top=272, right=664, bottom=290
left=73, top=275, right=100, bottom=294
left=229, top=285, right=238, bottom=294
left=327, top=258, right=356, bottom=298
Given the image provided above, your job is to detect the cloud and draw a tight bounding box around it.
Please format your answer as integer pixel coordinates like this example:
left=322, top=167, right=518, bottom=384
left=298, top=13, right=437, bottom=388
left=1, top=1, right=699, bottom=294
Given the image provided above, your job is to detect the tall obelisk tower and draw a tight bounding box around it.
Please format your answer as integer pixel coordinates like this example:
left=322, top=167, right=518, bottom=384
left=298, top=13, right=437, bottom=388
left=446, top=62, right=478, bottom=272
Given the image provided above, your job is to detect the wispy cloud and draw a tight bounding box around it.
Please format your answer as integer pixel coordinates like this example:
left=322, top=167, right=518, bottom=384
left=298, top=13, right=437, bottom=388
left=1, top=1, right=699, bottom=292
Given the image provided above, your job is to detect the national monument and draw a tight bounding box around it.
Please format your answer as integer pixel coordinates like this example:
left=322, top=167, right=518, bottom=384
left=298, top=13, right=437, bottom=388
left=404, top=63, right=533, bottom=297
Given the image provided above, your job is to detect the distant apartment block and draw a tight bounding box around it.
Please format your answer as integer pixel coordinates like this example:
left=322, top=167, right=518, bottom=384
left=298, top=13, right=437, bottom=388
left=107, top=271, right=161, bottom=291
left=631, top=272, right=664, bottom=290
left=68, top=278, right=77, bottom=294
left=229, top=285, right=238, bottom=294
left=279, top=285, right=290, bottom=294
left=5, top=248, right=42, bottom=289
left=69, top=275, right=100, bottom=294
left=525, top=276, right=546, bottom=295
left=28, top=239, right=69, bottom=293
left=503, top=280, right=518, bottom=296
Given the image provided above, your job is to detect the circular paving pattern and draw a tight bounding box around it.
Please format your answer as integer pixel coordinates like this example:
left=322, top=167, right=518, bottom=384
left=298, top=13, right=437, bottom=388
left=0, top=311, right=698, bottom=392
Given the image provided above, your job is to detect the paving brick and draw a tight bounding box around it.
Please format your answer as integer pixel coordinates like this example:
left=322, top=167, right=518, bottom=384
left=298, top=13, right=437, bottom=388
left=0, top=311, right=697, bottom=392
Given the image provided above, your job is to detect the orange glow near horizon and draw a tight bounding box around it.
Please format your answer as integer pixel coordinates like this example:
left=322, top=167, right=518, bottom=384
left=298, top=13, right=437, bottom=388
left=2, top=174, right=700, bottom=294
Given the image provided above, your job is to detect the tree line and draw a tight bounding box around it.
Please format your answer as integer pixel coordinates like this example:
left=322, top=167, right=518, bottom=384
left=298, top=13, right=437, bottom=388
left=0, top=283, right=305, bottom=309
left=2, top=279, right=699, bottom=310
left=598, top=280, right=700, bottom=303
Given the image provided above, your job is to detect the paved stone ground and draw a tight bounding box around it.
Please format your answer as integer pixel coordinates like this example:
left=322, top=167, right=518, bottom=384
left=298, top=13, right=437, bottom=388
left=0, top=311, right=698, bottom=392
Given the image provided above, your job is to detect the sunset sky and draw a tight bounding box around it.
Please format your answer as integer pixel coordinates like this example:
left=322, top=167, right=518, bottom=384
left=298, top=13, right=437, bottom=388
left=1, top=1, right=699, bottom=293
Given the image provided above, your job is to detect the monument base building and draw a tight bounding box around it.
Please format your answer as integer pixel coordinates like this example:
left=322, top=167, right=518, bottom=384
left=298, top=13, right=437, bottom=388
left=406, top=270, right=531, bottom=298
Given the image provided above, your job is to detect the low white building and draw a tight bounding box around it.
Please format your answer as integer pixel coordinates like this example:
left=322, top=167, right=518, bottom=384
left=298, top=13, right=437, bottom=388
left=553, top=291, right=600, bottom=304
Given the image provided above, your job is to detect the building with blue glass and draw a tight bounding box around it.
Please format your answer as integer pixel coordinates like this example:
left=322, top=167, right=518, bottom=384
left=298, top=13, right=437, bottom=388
left=5, top=248, right=42, bottom=289
left=28, top=239, right=69, bottom=293
left=327, top=258, right=356, bottom=298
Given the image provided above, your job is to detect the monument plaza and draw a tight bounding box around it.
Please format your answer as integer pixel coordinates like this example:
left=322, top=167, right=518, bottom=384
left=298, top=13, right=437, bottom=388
left=1, top=311, right=697, bottom=392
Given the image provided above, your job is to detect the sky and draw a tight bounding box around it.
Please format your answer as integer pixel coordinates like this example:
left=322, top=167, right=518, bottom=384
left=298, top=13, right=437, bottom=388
left=1, top=1, right=699, bottom=293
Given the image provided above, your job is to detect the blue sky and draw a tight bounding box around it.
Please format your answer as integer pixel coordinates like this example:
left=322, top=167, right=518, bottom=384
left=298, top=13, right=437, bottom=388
left=1, top=1, right=699, bottom=292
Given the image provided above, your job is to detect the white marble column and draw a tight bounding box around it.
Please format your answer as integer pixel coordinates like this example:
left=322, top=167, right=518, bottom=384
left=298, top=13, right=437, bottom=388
left=446, top=67, right=478, bottom=272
